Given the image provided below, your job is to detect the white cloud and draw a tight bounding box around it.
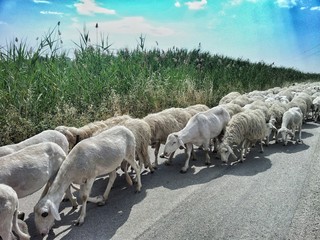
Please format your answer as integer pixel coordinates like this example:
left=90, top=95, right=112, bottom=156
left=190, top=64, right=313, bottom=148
left=310, top=6, right=320, bottom=11
left=74, top=0, right=116, bottom=15
left=33, top=0, right=51, bottom=3
left=185, top=0, right=207, bottom=10
left=40, top=11, right=63, bottom=15
left=276, top=0, right=297, bottom=8
left=72, top=17, right=175, bottom=37
left=230, top=0, right=258, bottom=5
left=0, top=21, right=8, bottom=25
left=175, top=1, right=181, bottom=7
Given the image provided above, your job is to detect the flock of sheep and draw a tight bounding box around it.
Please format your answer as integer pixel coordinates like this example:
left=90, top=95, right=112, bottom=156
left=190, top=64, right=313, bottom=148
left=1, top=81, right=320, bottom=239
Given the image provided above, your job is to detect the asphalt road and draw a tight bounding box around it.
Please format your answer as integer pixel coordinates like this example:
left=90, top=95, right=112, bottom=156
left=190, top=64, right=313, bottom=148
left=18, top=121, right=320, bottom=240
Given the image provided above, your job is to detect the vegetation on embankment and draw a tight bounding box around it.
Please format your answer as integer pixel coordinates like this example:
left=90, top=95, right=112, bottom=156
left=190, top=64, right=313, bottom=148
left=1, top=23, right=319, bottom=145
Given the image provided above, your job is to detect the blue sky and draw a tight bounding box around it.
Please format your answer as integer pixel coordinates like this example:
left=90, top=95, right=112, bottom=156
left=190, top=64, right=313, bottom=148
left=0, top=0, right=319, bottom=73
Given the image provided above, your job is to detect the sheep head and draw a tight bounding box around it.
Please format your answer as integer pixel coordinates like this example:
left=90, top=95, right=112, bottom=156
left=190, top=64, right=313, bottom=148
left=277, top=127, right=292, bottom=146
left=161, top=133, right=184, bottom=158
left=34, top=198, right=61, bottom=236
left=218, top=143, right=237, bottom=163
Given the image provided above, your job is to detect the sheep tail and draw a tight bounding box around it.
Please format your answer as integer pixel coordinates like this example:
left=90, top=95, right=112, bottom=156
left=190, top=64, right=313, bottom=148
left=12, top=209, right=30, bottom=240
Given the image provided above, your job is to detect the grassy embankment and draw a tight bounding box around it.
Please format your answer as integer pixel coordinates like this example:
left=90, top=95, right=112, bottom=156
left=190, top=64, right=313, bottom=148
left=1, top=23, right=319, bottom=145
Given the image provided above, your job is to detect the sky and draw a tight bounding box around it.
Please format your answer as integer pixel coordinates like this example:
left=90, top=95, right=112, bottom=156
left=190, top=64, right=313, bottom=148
left=0, top=0, right=320, bottom=73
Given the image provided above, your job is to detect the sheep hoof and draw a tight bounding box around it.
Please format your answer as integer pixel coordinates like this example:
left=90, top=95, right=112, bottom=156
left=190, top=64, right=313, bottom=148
left=296, top=140, right=303, bottom=144
left=180, top=168, right=188, bottom=174
left=74, top=219, right=84, bottom=226
left=151, top=163, right=158, bottom=169
left=164, top=160, right=172, bottom=166
left=97, top=201, right=106, bottom=206
left=135, top=188, right=141, bottom=193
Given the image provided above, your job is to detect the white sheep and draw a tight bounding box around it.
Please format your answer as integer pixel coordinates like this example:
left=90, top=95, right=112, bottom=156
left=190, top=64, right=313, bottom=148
left=161, top=106, right=230, bottom=173
left=34, top=126, right=142, bottom=236
left=143, top=111, right=182, bottom=167
left=242, top=100, right=271, bottom=122
left=277, top=107, right=303, bottom=146
left=0, top=129, right=69, bottom=157
left=0, top=142, right=76, bottom=205
left=218, top=91, right=242, bottom=105
left=94, top=116, right=154, bottom=173
left=185, top=104, right=210, bottom=116
left=219, top=103, right=243, bottom=118
left=0, top=183, right=30, bottom=240
left=218, top=109, right=267, bottom=164
left=312, top=96, right=320, bottom=122
left=230, top=94, right=253, bottom=107
left=55, top=115, right=131, bottom=149
left=288, top=96, right=308, bottom=122
left=277, top=88, right=294, bottom=101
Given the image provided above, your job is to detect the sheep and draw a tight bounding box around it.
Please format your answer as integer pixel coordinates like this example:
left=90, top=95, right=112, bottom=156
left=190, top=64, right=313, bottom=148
left=230, top=94, right=253, bottom=107
left=160, top=106, right=230, bottom=173
left=185, top=104, right=210, bottom=116
left=34, top=126, right=142, bottom=236
left=288, top=96, right=308, bottom=122
left=0, top=142, right=77, bottom=206
left=0, top=183, right=30, bottom=240
left=294, top=92, right=313, bottom=118
left=218, top=91, right=242, bottom=105
left=55, top=115, right=131, bottom=149
left=161, top=107, right=193, bottom=130
left=218, top=109, right=268, bottom=164
left=0, top=129, right=69, bottom=157
left=242, top=100, right=271, bottom=122
left=246, top=90, right=268, bottom=99
left=269, top=102, right=289, bottom=128
left=277, top=107, right=303, bottom=146
left=312, top=96, right=320, bottom=121
left=94, top=117, right=154, bottom=173
left=143, top=112, right=182, bottom=167
left=219, top=103, right=243, bottom=118
left=277, top=88, right=294, bottom=101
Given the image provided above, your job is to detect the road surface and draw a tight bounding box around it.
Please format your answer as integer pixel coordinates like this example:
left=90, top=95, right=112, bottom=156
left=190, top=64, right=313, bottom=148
left=18, top=121, right=320, bottom=240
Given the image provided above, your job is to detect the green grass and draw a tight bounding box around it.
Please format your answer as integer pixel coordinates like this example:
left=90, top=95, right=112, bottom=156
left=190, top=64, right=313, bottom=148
left=1, top=22, right=320, bottom=145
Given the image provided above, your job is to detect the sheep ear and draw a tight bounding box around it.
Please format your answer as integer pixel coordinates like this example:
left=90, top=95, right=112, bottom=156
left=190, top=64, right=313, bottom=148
left=227, top=145, right=237, bottom=159
left=48, top=200, right=61, bottom=221
left=177, top=137, right=185, bottom=149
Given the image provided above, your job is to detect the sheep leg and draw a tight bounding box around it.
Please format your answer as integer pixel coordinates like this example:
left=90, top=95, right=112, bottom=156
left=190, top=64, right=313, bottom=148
left=296, top=125, right=303, bottom=144
left=139, top=149, right=154, bottom=173
left=152, top=141, right=161, bottom=168
left=165, top=151, right=175, bottom=165
left=259, top=140, right=264, bottom=153
left=180, top=143, right=193, bottom=173
left=64, top=186, right=78, bottom=208
left=96, top=170, right=117, bottom=206
left=203, top=143, right=211, bottom=165
left=126, top=158, right=142, bottom=193
left=1, top=219, right=13, bottom=240
left=75, top=178, right=95, bottom=226
left=239, top=140, right=248, bottom=162
left=123, top=162, right=133, bottom=186
left=191, top=146, right=196, bottom=161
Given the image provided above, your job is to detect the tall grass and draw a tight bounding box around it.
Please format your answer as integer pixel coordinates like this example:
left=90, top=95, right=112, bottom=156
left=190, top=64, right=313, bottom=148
left=1, top=22, right=319, bottom=144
